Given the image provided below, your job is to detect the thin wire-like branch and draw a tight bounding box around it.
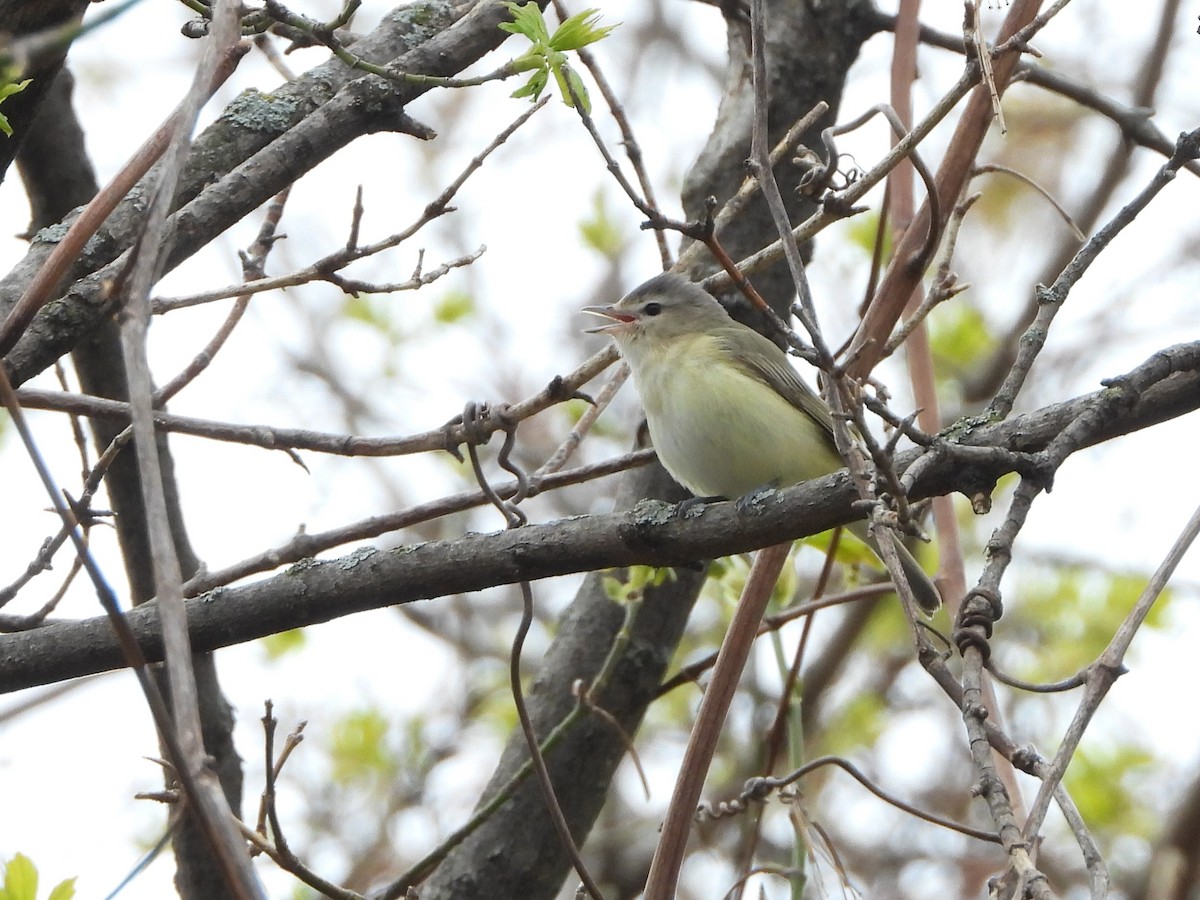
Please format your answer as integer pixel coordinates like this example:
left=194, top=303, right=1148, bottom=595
left=655, top=583, right=894, bottom=698
left=0, top=41, right=245, bottom=359
left=985, top=660, right=1087, bottom=694
left=1022, top=501, right=1200, bottom=841
left=551, top=0, right=671, bottom=269
left=155, top=97, right=547, bottom=313
left=988, top=126, right=1200, bottom=421
left=18, top=345, right=618, bottom=461
left=115, top=0, right=261, bottom=892
left=700, top=754, right=1002, bottom=844
left=974, top=163, right=1085, bottom=240
left=462, top=405, right=603, bottom=900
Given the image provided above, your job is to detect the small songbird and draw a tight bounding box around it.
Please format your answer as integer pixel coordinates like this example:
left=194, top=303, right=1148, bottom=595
left=584, top=271, right=941, bottom=613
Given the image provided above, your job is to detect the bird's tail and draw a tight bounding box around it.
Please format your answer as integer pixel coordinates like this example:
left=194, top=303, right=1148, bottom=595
left=847, top=520, right=941, bottom=614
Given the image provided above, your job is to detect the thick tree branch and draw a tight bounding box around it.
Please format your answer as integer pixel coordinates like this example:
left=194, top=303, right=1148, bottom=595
left=2, top=352, right=1197, bottom=694
left=1, top=0, right=533, bottom=386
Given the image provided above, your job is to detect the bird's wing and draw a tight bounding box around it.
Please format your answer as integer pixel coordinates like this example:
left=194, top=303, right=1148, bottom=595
left=716, top=327, right=838, bottom=444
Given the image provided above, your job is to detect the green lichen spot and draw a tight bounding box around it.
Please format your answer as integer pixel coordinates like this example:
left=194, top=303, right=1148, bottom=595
left=631, top=499, right=675, bottom=526
left=285, top=557, right=322, bottom=575
left=338, top=546, right=378, bottom=569
left=221, top=89, right=300, bottom=133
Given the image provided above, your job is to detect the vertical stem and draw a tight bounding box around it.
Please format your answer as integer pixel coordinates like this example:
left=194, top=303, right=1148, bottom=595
left=644, top=541, right=792, bottom=900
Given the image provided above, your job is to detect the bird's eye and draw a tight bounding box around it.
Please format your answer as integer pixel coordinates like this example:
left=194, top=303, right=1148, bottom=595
left=644, top=302, right=663, bottom=316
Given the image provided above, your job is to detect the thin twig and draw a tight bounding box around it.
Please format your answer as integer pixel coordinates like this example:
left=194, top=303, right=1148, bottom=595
left=0, top=40, right=246, bottom=359
left=1021, top=501, right=1200, bottom=840
left=462, top=405, right=604, bottom=899
left=115, top=0, right=261, bottom=892
left=700, top=754, right=1002, bottom=844
left=157, top=188, right=291, bottom=405
left=987, top=127, right=1200, bottom=421
left=974, top=163, right=1086, bottom=240
left=969, top=0, right=1006, bottom=134
left=534, top=362, right=629, bottom=478
left=18, top=345, right=619, bottom=461
left=551, top=0, right=672, bottom=269
left=154, top=97, right=548, bottom=313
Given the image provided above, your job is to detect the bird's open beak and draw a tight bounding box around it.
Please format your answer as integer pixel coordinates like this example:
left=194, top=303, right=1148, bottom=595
left=581, top=305, right=636, bottom=334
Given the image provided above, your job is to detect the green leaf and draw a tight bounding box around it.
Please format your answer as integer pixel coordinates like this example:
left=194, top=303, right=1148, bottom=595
left=260, top=628, right=307, bottom=660
left=342, top=294, right=402, bottom=344
left=499, top=1, right=552, bottom=43
left=3, top=854, right=37, bottom=900
left=560, top=65, right=591, bottom=113
left=602, top=566, right=676, bottom=604
left=844, top=211, right=891, bottom=260
left=499, top=3, right=615, bottom=109
left=510, top=68, right=549, bottom=102
left=0, top=79, right=32, bottom=138
left=1064, top=744, right=1155, bottom=834
left=46, top=879, right=76, bottom=900
left=578, top=190, right=626, bottom=259
left=433, top=290, right=476, bottom=324
left=819, top=691, right=887, bottom=755
left=928, top=303, right=994, bottom=377
left=548, top=8, right=616, bottom=51
left=330, top=708, right=395, bottom=785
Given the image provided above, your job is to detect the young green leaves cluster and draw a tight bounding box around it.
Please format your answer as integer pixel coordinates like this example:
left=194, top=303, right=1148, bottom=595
left=602, top=565, right=676, bottom=605
left=499, top=2, right=616, bottom=113
left=0, top=78, right=31, bottom=138
left=0, top=854, right=75, bottom=900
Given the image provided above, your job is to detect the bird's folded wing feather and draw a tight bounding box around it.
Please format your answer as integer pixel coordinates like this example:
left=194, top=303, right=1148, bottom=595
left=717, top=329, right=838, bottom=447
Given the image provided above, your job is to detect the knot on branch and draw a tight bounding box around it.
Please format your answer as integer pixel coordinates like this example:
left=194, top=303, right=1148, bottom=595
left=1010, top=745, right=1043, bottom=774
left=545, top=374, right=594, bottom=406
left=460, top=401, right=528, bottom=528
left=1172, top=126, right=1200, bottom=164
left=954, top=586, right=1003, bottom=660
left=971, top=771, right=1006, bottom=800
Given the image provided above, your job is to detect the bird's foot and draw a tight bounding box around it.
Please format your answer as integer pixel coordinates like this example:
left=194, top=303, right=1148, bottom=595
left=676, top=494, right=725, bottom=519
left=734, top=481, right=780, bottom=514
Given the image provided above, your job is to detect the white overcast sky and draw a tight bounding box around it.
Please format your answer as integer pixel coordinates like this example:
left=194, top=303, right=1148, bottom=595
left=1, top=1, right=1198, bottom=897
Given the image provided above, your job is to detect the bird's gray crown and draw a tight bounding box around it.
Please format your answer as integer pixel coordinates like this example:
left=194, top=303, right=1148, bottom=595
left=617, top=273, right=733, bottom=328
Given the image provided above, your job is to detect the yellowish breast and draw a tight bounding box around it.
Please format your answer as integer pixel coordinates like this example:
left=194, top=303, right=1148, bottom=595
left=630, top=335, right=842, bottom=498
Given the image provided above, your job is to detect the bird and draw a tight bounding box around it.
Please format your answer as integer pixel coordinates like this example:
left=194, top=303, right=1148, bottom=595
left=584, top=271, right=941, bottom=613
